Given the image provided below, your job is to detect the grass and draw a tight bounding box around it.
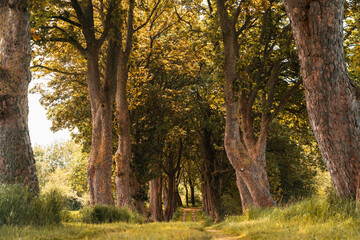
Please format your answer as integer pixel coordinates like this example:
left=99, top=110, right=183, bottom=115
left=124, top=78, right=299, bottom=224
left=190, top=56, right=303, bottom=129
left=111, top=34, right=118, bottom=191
left=0, top=222, right=210, bottom=240
left=209, top=194, right=360, bottom=239
left=3, top=190, right=360, bottom=239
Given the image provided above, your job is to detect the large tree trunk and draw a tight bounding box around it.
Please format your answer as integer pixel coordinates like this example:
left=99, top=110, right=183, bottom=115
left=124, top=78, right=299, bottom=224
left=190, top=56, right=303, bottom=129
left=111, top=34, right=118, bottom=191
left=87, top=53, right=115, bottom=205
left=236, top=171, right=254, bottom=210
left=216, top=0, right=275, bottom=212
left=149, top=177, right=163, bottom=221
left=283, top=0, right=360, bottom=196
left=224, top=102, right=275, bottom=210
left=0, top=0, right=39, bottom=193
left=115, top=57, right=132, bottom=208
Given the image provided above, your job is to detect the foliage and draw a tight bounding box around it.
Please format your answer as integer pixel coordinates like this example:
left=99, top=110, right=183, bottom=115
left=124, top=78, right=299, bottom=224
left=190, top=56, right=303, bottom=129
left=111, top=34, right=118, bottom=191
left=34, top=141, right=89, bottom=209
left=0, top=184, right=65, bottom=226
left=345, top=0, right=360, bottom=83
left=80, top=205, right=143, bottom=224
left=266, top=122, right=317, bottom=202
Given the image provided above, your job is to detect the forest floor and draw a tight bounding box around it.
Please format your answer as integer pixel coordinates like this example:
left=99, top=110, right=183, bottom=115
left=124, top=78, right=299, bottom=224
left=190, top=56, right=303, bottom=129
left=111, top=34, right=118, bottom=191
left=2, top=200, right=360, bottom=239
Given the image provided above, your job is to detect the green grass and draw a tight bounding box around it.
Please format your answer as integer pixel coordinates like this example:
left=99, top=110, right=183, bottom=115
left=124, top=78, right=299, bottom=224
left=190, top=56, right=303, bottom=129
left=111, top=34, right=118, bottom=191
left=0, top=222, right=210, bottom=240
left=3, top=194, right=360, bottom=239
left=209, top=194, right=360, bottom=239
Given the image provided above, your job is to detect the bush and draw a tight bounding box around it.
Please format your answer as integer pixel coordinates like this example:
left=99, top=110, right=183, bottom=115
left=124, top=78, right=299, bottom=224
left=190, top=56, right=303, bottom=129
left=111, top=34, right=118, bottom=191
left=80, top=205, right=143, bottom=224
left=0, top=184, right=65, bottom=226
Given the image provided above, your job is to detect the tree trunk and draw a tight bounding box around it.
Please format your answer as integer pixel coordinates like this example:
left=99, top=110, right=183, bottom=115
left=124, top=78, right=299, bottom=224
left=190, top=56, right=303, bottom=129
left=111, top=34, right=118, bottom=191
left=283, top=0, right=360, bottom=196
left=224, top=102, right=275, bottom=210
left=164, top=173, right=176, bottom=221
left=189, top=179, right=195, bottom=206
left=201, top=128, right=220, bottom=219
left=201, top=183, right=208, bottom=213
left=0, top=0, right=39, bottom=193
left=131, top=174, right=147, bottom=215
left=175, top=189, right=183, bottom=207
left=149, top=177, right=163, bottom=221
left=87, top=52, right=115, bottom=205
left=236, top=171, right=254, bottom=211
left=115, top=57, right=132, bottom=208
left=184, top=179, right=189, bottom=207
left=216, top=0, right=275, bottom=211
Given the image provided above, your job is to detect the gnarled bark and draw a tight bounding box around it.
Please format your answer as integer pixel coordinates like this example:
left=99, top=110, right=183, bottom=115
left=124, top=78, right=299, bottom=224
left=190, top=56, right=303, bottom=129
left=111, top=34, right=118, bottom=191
left=283, top=0, right=360, bottom=196
left=0, top=0, right=39, bottom=192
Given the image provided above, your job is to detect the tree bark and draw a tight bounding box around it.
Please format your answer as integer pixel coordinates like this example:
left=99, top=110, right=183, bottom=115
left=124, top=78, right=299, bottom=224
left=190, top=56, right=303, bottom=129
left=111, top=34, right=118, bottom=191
left=87, top=46, right=117, bottom=205
left=164, top=173, right=176, bottom=221
left=224, top=102, right=275, bottom=209
left=283, top=0, right=360, bottom=196
left=235, top=171, right=254, bottom=211
left=114, top=0, right=135, bottom=209
left=0, top=0, right=39, bottom=192
left=149, top=177, right=163, bottom=221
left=115, top=55, right=133, bottom=208
left=201, top=128, right=220, bottom=220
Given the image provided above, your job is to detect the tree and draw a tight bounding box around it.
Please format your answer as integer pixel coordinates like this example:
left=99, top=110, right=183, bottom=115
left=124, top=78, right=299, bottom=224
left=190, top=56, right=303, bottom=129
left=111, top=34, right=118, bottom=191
left=114, top=0, right=162, bottom=209
left=214, top=0, right=301, bottom=210
left=283, top=0, right=360, bottom=197
left=0, top=0, right=39, bottom=192
left=31, top=0, right=120, bottom=205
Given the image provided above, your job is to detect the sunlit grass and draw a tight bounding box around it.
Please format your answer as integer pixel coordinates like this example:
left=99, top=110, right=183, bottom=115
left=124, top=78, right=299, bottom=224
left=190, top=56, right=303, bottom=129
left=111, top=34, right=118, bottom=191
left=209, top=194, right=360, bottom=239
left=0, top=221, right=209, bottom=240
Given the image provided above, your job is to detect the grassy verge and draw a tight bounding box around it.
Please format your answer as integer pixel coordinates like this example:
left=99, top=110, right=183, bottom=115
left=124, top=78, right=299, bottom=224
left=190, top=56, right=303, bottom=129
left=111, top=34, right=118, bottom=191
left=209, top=194, right=360, bottom=239
left=0, top=220, right=210, bottom=240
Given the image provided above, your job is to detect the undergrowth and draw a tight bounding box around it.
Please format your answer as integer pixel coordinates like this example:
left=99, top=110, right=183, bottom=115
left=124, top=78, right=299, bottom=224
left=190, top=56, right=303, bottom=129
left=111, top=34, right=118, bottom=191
left=211, top=193, right=360, bottom=239
left=79, top=205, right=143, bottom=224
left=0, top=184, right=64, bottom=226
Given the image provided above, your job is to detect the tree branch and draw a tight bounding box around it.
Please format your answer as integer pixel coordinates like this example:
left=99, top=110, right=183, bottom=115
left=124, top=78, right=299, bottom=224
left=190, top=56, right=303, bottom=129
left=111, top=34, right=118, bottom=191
left=31, top=65, right=86, bottom=76
left=50, top=15, right=81, bottom=28
left=134, top=0, right=162, bottom=32
left=48, top=37, right=87, bottom=56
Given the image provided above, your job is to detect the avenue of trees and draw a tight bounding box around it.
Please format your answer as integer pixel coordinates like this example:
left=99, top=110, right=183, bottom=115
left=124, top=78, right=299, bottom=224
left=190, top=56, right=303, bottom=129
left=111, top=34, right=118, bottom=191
left=1, top=0, right=360, bottom=221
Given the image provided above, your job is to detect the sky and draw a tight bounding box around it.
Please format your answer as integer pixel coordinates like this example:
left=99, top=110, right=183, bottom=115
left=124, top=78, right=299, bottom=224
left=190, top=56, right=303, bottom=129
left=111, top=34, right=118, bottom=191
left=28, top=79, right=71, bottom=146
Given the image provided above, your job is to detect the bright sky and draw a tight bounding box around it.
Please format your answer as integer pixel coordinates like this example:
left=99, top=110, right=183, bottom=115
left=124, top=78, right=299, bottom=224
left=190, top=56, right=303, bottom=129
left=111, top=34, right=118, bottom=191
left=28, top=79, right=71, bottom=146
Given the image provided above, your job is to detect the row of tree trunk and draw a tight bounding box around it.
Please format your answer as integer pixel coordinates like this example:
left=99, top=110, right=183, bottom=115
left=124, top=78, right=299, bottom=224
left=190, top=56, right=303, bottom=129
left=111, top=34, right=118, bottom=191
left=3, top=0, right=360, bottom=223
left=148, top=175, right=189, bottom=222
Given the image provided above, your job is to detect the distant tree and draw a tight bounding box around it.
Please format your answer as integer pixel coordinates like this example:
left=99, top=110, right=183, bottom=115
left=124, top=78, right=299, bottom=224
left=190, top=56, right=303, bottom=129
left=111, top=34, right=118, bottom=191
left=0, top=0, right=39, bottom=192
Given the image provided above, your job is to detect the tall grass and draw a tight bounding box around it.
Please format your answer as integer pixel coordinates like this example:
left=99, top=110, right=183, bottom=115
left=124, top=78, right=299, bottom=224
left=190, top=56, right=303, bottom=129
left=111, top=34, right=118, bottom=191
left=0, top=184, right=64, bottom=226
left=79, top=205, right=143, bottom=224
left=211, top=193, right=360, bottom=239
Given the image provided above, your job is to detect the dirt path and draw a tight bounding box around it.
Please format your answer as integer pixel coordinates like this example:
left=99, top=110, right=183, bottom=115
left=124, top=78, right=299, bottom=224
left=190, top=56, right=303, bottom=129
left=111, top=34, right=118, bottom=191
left=181, top=208, right=202, bottom=222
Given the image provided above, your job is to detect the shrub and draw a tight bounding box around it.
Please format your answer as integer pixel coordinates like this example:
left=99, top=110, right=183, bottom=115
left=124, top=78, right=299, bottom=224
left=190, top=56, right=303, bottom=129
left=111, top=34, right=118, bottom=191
left=80, top=205, right=143, bottom=224
left=0, top=184, right=65, bottom=226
